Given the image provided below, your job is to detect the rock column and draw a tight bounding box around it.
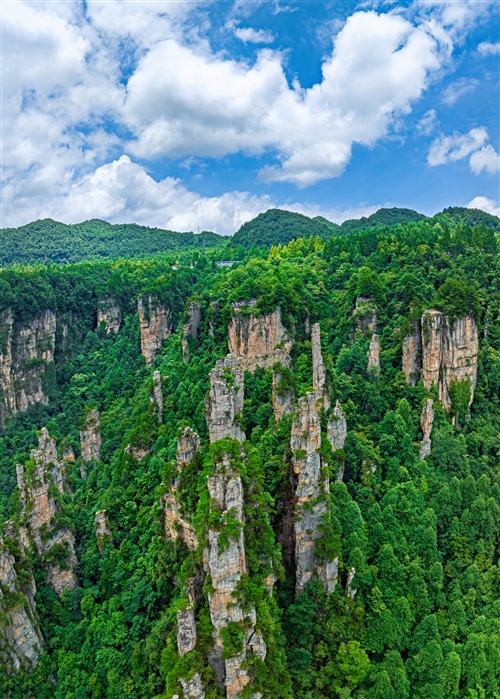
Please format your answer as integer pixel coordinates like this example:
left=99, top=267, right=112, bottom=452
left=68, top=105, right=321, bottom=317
left=97, top=297, right=121, bottom=333
left=402, top=322, right=421, bottom=386
left=228, top=307, right=292, bottom=372
left=151, top=370, right=164, bottom=423
left=419, top=399, right=434, bottom=461
left=272, top=349, right=295, bottom=422
left=94, top=510, right=113, bottom=555
left=327, top=400, right=347, bottom=482
left=311, top=323, right=329, bottom=409
left=138, top=295, right=172, bottom=366
left=182, top=300, right=202, bottom=364
left=80, top=408, right=101, bottom=479
left=367, top=334, right=380, bottom=375
left=205, top=354, right=245, bottom=442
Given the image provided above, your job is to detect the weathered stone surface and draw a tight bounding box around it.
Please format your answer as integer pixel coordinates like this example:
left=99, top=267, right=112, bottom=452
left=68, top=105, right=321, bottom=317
left=205, top=354, right=245, bottom=443
left=80, top=409, right=101, bottom=478
left=291, top=392, right=337, bottom=594
left=0, top=535, right=43, bottom=676
left=367, top=333, right=380, bottom=374
left=0, top=309, right=57, bottom=428
left=94, top=510, right=113, bottom=555
left=182, top=300, right=202, bottom=363
left=97, top=297, right=121, bottom=334
left=421, top=310, right=443, bottom=390
left=228, top=307, right=292, bottom=372
left=177, top=426, right=201, bottom=465
left=177, top=606, right=197, bottom=656
left=179, top=672, right=205, bottom=699
left=327, top=400, right=347, bottom=483
left=311, top=323, right=329, bottom=409
left=272, top=349, right=295, bottom=422
left=62, top=445, right=75, bottom=463
left=17, top=429, right=77, bottom=596
left=151, top=370, right=164, bottom=423
left=346, top=568, right=357, bottom=599
left=419, top=399, right=434, bottom=461
left=138, top=295, right=172, bottom=366
left=164, top=427, right=200, bottom=550
left=354, top=297, right=377, bottom=336
left=402, top=323, right=421, bottom=386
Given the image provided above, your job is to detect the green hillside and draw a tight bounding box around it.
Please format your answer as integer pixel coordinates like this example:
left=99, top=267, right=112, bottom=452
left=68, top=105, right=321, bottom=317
left=338, top=207, right=428, bottom=235
left=231, top=208, right=338, bottom=249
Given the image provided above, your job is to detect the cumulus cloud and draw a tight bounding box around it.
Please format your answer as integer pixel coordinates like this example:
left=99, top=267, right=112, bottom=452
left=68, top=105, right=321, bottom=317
left=467, top=196, right=500, bottom=216
left=442, top=77, right=478, bottom=105
left=234, top=27, right=275, bottom=43
left=469, top=145, right=500, bottom=175
left=427, top=127, right=488, bottom=166
left=477, top=41, right=500, bottom=56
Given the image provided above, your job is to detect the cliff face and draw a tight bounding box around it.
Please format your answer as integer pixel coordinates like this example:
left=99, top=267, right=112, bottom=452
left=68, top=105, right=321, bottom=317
left=327, top=400, right=347, bottom=482
left=164, top=427, right=200, bottom=550
left=0, top=309, right=57, bottom=428
left=367, top=333, right=380, bottom=374
left=205, top=354, right=245, bottom=443
left=419, top=399, right=434, bottom=461
left=311, top=323, right=329, bottom=409
left=402, top=322, right=421, bottom=386
left=291, top=392, right=337, bottom=594
left=97, top=297, right=121, bottom=334
left=138, top=295, right=172, bottom=366
left=228, top=307, right=292, bottom=372
left=151, top=371, right=164, bottom=424
left=17, top=429, right=77, bottom=596
left=272, top=349, right=295, bottom=422
left=80, top=409, right=101, bottom=478
left=354, top=297, right=377, bottom=336
left=182, top=300, right=202, bottom=364
left=0, top=535, right=43, bottom=676
left=94, top=510, right=113, bottom=555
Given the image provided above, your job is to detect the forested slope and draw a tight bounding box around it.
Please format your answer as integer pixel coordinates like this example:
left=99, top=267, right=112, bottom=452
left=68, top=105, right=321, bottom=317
left=1, top=214, right=500, bottom=699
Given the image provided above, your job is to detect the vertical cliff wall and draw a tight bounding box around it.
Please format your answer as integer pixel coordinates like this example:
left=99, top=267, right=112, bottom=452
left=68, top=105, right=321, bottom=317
left=419, top=399, right=434, bottom=461
left=97, top=297, right=121, bottom=334
left=16, top=429, right=77, bottom=596
left=205, top=354, right=245, bottom=443
left=138, top=295, right=172, bottom=366
left=80, top=409, right=101, bottom=478
left=182, top=300, right=202, bottom=364
left=164, top=427, right=200, bottom=550
left=402, top=322, right=421, bottom=386
left=311, top=323, right=330, bottom=409
left=151, top=370, right=164, bottom=424
left=228, top=307, right=292, bottom=372
left=327, top=400, right=347, bottom=482
left=367, top=333, right=380, bottom=374
left=272, top=349, right=295, bottom=422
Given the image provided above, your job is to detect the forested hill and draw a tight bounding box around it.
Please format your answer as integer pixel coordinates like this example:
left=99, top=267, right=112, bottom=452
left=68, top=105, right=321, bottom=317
left=1, top=213, right=500, bottom=699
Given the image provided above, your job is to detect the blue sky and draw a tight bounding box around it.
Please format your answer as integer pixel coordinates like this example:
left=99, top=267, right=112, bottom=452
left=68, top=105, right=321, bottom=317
left=1, top=0, right=499, bottom=234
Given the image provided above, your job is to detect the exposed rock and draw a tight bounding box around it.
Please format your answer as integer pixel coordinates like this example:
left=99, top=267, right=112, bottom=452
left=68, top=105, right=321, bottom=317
left=208, top=300, right=219, bottom=339
left=327, top=400, right=347, bottom=483
left=177, top=606, right=197, bottom=656
left=421, top=310, right=443, bottom=390
left=182, top=300, right=202, bottom=363
left=151, top=370, right=164, bottom=423
left=94, top=510, right=113, bottom=555
left=205, top=354, right=245, bottom=443
left=97, top=297, right=121, bottom=334
left=354, top=297, right=377, bottom=336
left=17, top=429, right=77, bottom=596
left=179, top=673, right=205, bottom=699
left=346, top=568, right=357, bottom=599
left=0, top=309, right=57, bottom=428
left=291, top=392, right=337, bottom=594
left=80, top=409, right=101, bottom=478
left=228, top=307, right=292, bottom=372
left=62, top=445, right=75, bottom=463
left=125, top=444, right=151, bottom=462
left=402, top=322, right=421, bottom=386
left=419, top=399, right=434, bottom=461
left=264, top=572, right=277, bottom=595
left=367, top=333, right=380, bottom=375
left=138, top=295, right=172, bottom=366
left=311, top=323, right=329, bottom=409
left=272, top=349, right=295, bottom=422
left=177, top=426, right=201, bottom=465
left=164, top=427, right=200, bottom=549
left=0, top=534, right=43, bottom=676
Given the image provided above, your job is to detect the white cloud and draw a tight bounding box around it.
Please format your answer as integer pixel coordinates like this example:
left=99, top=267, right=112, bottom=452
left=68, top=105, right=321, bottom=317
left=427, top=127, right=489, bottom=166
left=442, top=77, right=478, bottom=105
left=234, top=27, right=275, bottom=43
left=467, top=196, right=500, bottom=217
left=477, top=41, right=500, bottom=56
left=417, top=109, right=439, bottom=135
left=469, top=145, right=500, bottom=175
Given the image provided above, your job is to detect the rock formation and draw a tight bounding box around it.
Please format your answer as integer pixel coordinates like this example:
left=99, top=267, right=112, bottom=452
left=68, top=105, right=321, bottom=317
left=94, top=510, right=113, bottom=555
left=205, top=354, right=245, bottom=443
left=421, top=310, right=443, bottom=390
left=151, top=370, right=164, bottom=423
left=402, top=322, right=421, bottom=386
left=354, top=297, right=377, bottom=336
left=177, top=673, right=206, bottom=699
left=367, top=334, right=380, bottom=374
left=419, top=399, right=434, bottom=461
left=291, top=392, right=337, bottom=594
left=327, top=400, right=347, bottom=482
left=177, top=606, right=197, bottom=656
left=182, top=300, right=202, bottom=363
left=0, top=309, right=57, bottom=428
left=97, top=297, right=121, bottom=334
left=80, top=409, right=101, bottom=478
left=0, top=534, right=43, bottom=676
left=228, top=307, right=292, bottom=372
left=272, top=349, right=295, bottom=422
left=16, top=429, right=77, bottom=596
left=138, top=295, right=172, bottom=366
left=311, top=323, right=329, bottom=409
left=346, top=568, right=357, bottom=599
left=164, top=427, right=200, bottom=550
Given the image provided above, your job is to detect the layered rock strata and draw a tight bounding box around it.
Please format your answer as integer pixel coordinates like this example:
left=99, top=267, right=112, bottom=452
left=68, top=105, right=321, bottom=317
left=151, top=370, right=164, bottom=423
left=0, top=309, right=57, bottom=428
left=367, top=334, right=380, bottom=375
left=17, top=429, right=77, bottom=596
left=291, top=392, right=337, bottom=594
left=205, top=354, right=245, bottom=443
left=311, top=323, right=330, bottom=409
left=94, top=510, right=113, bottom=555
left=272, top=349, right=295, bottom=422
left=80, top=409, right=101, bottom=478
left=419, top=399, right=434, bottom=461
left=0, top=534, right=43, bottom=676
left=228, top=307, right=292, bottom=372
left=327, top=400, right=347, bottom=482
left=164, top=427, right=200, bottom=550
left=182, top=300, right=202, bottom=363
left=138, top=295, right=172, bottom=366
left=97, top=297, right=121, bottom=334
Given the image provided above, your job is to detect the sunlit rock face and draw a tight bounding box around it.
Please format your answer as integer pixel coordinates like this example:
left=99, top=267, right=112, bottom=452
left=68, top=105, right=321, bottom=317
left=228, top=307, right=292, bottom=372
left=205, top=354, right=245, bottom=443
left=164, top=427, right=200, bottom=550
left=0, top=309, right=57, bottom=428
left=97, top=297, right=121, bottom=334
left=291, top=391, right=337, bottom=594
left=367, top=333, right=380, bottom=374
left=182, top=300, right=202, bottom=363
left=419, top=398, right=434, bottom=461
left=16, top=428, right=77, bottom=596
left=311, top=323, right=329, bottom=409
left=272, top=349, right=295, bottom=422
left=402, top=322, right=421, bottom=386
left=138, top=294, right=172, bottom=366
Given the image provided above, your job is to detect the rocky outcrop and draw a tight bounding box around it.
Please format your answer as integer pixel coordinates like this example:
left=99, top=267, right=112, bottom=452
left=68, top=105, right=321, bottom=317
left=176, top=673, right=206, bottom=699
left=402, top=323, right=421, bottom=386
left=346, top=568, right=357, bottom=599
left=354, top=297, right=377, bottom=336
left=97, top=297, right=121, bottom=334
left=228, top=307, right=292, bottom=372
left=367, top=334, right=380, bottom=374
left=419, top=399, right=434, bottom=461
left=151, top=370, right=164, bottom=423
left=138, top=295, right=172, bottom=366
left=94, top=510, right=113, bottom=555
left=291, top=392, right=337, bottom=594
left=421, top=310, right=443, bottom=390
left=327, top=400, right=347, bottom=482
left=182, top=300, right=202, bottom=363
left=80, top=409, right=101, bottom=478
left=272, top=349, right=295, bottom=422
left=177, top=606, right=197, bottom=656
left=0, top=534, right=43, bottom=676
left=16, top=429, right=77, bottom=596
left=311, top=323, right=329, bottom=409
left=0, top=309, right=57, bottom=428
left=205, top=354, right=245, bottom=443
left=164, top=427, right=200, bottom=550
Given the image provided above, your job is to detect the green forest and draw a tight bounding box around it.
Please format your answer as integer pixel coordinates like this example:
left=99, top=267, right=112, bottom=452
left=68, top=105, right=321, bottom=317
left=1, top=207, right=500, bottom=699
